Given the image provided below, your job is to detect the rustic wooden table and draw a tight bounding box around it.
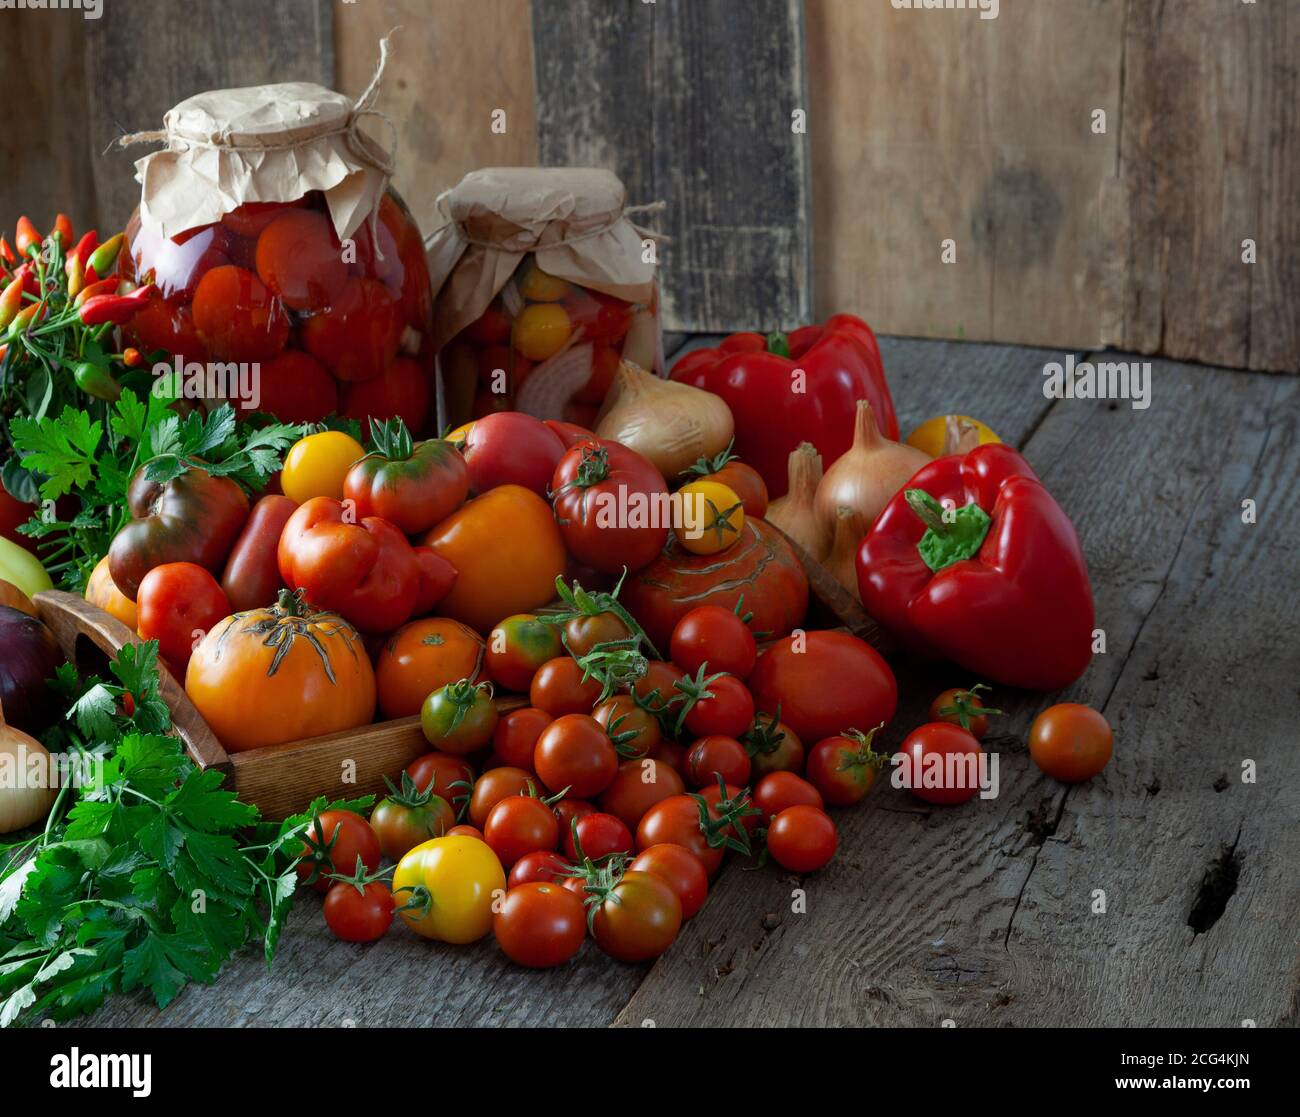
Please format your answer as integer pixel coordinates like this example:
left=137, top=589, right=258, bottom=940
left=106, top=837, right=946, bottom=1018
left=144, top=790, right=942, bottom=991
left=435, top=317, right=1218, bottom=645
left=80, top=336, right=1299, bottom=1029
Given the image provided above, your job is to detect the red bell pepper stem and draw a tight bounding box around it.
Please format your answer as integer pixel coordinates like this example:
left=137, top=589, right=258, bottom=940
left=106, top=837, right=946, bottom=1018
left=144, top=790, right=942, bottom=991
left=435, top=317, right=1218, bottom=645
left=905, top=488, right=992, bottom=573
left=765, top=330, right=790, bottom=358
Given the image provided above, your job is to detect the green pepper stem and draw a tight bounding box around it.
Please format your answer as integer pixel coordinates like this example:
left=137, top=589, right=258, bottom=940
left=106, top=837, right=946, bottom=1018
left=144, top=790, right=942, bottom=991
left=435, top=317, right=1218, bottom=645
left=766, top=331, right=791, bottom=358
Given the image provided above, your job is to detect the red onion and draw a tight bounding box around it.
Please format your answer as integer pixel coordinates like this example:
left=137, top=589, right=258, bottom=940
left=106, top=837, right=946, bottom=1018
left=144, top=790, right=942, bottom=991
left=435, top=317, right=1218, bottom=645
left=0, top=605, right=63, bottom=734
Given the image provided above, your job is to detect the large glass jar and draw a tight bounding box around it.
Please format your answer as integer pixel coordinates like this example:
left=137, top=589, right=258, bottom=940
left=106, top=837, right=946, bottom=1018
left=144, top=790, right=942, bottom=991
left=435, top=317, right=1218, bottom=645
left=121, top=188, right=434, bottom=433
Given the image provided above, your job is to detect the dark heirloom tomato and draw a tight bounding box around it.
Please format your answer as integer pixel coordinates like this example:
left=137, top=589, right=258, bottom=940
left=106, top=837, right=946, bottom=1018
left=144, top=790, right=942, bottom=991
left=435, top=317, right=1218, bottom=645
left=221, top=494, right=296, bottom=612
left=109, top=466, right=250, bottom=599
left=624, top=519, right=808, bottom=652
left=551, top=441, right=669, bottom=575
left=343, top=420, right=469, bottom=536
left=748, top=630, right=897, bottom=745
left=487, top=615, right=564, bottom=693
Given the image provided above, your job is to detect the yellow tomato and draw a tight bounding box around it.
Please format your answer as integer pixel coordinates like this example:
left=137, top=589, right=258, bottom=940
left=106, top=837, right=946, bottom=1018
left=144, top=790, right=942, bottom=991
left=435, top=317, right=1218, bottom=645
left=85, top=556, right=138, bottom=630
left=392, top=835, right=506, bottom=944
left=906, top=414, right=1001, bottom=458
left=518, top=265, right=570, bottom=303
left=675, top=479, right=745, bottom=555
left=0, top=536, right=52, bottom=598
left=513, top=303, right=572, bottom=361
left=281, top=431, right=365, bottom=504
left=445, top=420, right=475, bottom=445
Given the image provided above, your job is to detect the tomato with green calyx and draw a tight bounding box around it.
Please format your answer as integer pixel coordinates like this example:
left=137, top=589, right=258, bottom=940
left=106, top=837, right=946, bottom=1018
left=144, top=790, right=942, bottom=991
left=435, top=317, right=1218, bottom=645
left=484, top=787, right=563, bottom=868
left=420, top=678, right=498, bottom=755
left=635, top=784, right=761, bottom=877
left=487, top=614, right=563, bottom=693
left=406, top=751, right=475, bottom=816
left=493, top=881, right=586, bottom=968
left=1028, top=703, right=1112, bottom=783
left=371, top=770, right=456, bottom=860
left=674, top=479, right=744, bottom=556
left=930, top=683, right=1002, bottom=740
left=564, top=811, right=632, bottom=863
left=630, top=844, right=708, bottom=921
left=767, top=806, right=837, bottom=873
left=592, top=695, right=661, bottom=761
left=469, top=767, right=542, bottom=829
left=590, top=869, right=681, bottom=963
left=533, top=713, right=618, bottom=799
left=806, top=725, right=888, bottom=806
left=563, top=611, right=631, bottom=657
left=529, top=657, right=603, bottom=718
left=670, top=603, right=757, bottom=680
left=393, top=834, right=506, bottom=944
left=678, top=443, right=768, bottom=519
left=508, top=850, right=573, bottom=888
left=297, top=809, right=382, bottom=893
left=674, top=667, right=754, bottom=740
left=323, top=879, right=395, bottom=944
left=344, top=419, right=469, bottom=535
left=743, top=710, right=804, bottom=778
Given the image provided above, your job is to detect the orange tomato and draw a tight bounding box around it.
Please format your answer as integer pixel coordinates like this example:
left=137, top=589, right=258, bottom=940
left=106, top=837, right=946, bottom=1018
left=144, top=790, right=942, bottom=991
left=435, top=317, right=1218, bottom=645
left=420, top=485, right=566, bottom=635
left=85, top=556, right=138, bottom=630
left=1028, top=704, right=1113, bottom=783
left=376, top=617, right=487, bottom=720
left=185, top=596, right=375, bottom=751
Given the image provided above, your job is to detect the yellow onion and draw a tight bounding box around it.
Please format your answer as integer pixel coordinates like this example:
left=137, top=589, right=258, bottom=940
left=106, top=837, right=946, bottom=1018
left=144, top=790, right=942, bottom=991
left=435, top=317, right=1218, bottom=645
left=765, top=442, right=830, bottom=561
left=814, top=401, right=930, bottom=534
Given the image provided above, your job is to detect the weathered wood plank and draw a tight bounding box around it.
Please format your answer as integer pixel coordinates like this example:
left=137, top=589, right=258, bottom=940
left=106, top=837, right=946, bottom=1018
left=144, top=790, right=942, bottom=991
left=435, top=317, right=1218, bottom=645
left=334, top=0, right=538, bottom=243
left=1111, top=0, right=1300, bottom=372
left=84, top=0, right=335, bottom=229
left=611, top=353, right=1299, bottom=1027
left=532, top=0, right=812, bottom=334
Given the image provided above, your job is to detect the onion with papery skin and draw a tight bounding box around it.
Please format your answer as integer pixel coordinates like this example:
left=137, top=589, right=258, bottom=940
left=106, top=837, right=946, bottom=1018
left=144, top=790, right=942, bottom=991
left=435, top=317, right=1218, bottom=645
left=595, top=361, right=733, bottom=479
left=825, top=506, right=869, bottom=600
left=0, top=579, right=37, bottom=618
left=0, top=700, right=57, bottom=834
left=814, top=401, right=930, bottom=535
left=765, top=442, right=830, bottom=561
left=0, top=606, right=63, bottom=735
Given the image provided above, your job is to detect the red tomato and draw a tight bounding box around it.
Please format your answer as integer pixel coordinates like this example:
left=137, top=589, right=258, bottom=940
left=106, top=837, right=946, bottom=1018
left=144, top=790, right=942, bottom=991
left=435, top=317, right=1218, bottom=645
left=340, top=357, right=433, bottom=435
left=487, top=615, right=563, bottom=693
left=635, top=786, right=757, bottom=877
left=252, top=351, right=338, bottom=424
left=563, top=611, right=631, bottom=657
left=748, top=631, right=897, bottom=744
left=699, top=781, right=761, bottom=838
left=563, top=288, right=632, bottom=345
left=591, top=870, right=681, bottom=963
left=468, top=767, right=542, bottom=829
left=599, top=758, right=686, bottom=831
left=898, top=723, right=985, bottom=805
left=255, top=209, right=348, bottom=311
left=191, top=265, right=288, bottom=362
left=493, top=882, right=586, bottom=968
left=491, top=707, right=553, bottom=771
left=369, top=782, right=455, bottom=860
left=767, top=806, right=837, bottom=873
left=460, top=411, right=565, bottom=497
left=1028, top=703, right=1113, bottom=783
left=633, top=660, right=687, bottom=706
left=297, top=810, right=381, bottom=893
left=484, top=795, right=561, bottom=868
left=744, top=713, right=805, bottom=778
left=136, top=562, right=231, bottom=670
left=533, top=714, right=618, bottom=799
left=464, top=304, right=513, bottom=346
left=630, top=844, right=708, bottom=920
left=654, top=739, right=687, bottom=774
left=544, top=419, right=599, bottom=449
left=222, top=199, right=308, bottom=238
left=685, top=735, right=751, bottom=789
left=806, top=729, right=887, bottom=806
left=323, top=880, right=394, bottom=943
left=508, top=850, right=574, bottom=888
left=530, top=657, right=603, bottom=717
left=302, top=277, right=403, bottom=383
left=929, top=684, right=1000, bottom=740
left=670, top=606, right=757, bottom=680
left=447, top=824, right=483, bottom=839
left=551, top=440, right=669, bottom=574
left=552, top=796, right=597, bottom=836
left=681, top=672, right=754, bottom=739
left=753, top=771, right=823, bottom=823
left=563, top=811, right=632, bottom=863
left=592, top=695, right=661, bottom=760
left=405, top=752, right=475, bottom=810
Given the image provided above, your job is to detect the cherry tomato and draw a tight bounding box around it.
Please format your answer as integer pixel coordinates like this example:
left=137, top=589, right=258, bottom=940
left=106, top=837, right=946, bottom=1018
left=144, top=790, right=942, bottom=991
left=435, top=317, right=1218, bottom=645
left=592, top=694, right=661, bottom=760
left=599, top=758, right=685, bottom=832
left=484, top=794, right=561, bottom=868
left=533, top=714, right=618, bottom=799
left=494, top=882, right=586, bottom=968
left=685, top=735, right=751, bottom=789
left=513, top=302, right=572, bottom=361
left=670, top=605, right=757, bottom=680
left=421, top=679, right=499, bottom=755
left=405, top=752, right=475, bottom=812
left=447, top=824, right=483, bottom=840
left=1028, top=703, right=1113, bottom=783
left=518, top=264, right=570, bottom=302
left=929, top=684, right=1001, bottom=740
left=255, top=209, right=348, bottom=311
left=552, top=796, right=597, bottom=835
left=753, top=771, right=823, bottom=823
left=680, top=672, right=755, bottom=739
left=137, top=562, right=230, bottom=670
left=767, top=806, right=837, bottom=873
left=323, top=880, right=395, bottom=943
left=508, top=849, right=574, bottom=888
left=564, top=611, right=631, bottom=657
left=564, top=811, right=632, bottom=863
left=191, top=264, right=288, bottom=362
left=744, top=713, right=805, bottom=778
left=633, top=660, right=686, bottom=706
left=297, top=810, right=381, bottom=892
left=806, top=728, right=888, bottom=806
left=630, top=844, right=708, bottom=920
left=487, top=614, right=564, bottom=692
left=591, top=870, right=682, bottom=963
left=898, top=723, right=985, bottom=805
left=491, top=706, right=553, bottom=771
left=469, top=766, right=544, bottom=829
left=302, top=276, right=403, bottom=383
left=530, top=657, right=603, bottom=717
left=675, top=479, right=744, bottom=556
left=699, top=781, right=761, bottom=839
left=654, top=740, right=687, bottom=775
left=370, top=778, right=456, bottom=860
left=636, top=794, right=731, bottom=876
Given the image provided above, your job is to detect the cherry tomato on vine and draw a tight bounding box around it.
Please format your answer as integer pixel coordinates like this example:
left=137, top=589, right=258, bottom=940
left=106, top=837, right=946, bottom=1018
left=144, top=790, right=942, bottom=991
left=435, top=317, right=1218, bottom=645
left=1028, top=703, right=1113, bottom=783
left=564, top=811, right=632, bottom=863
left=670, top=605, right=757, bottom=680
left=685, top=735, right=751, bottom=789
left=494, top=882, right=587, bottom=968
left=630, top=844, right=708, bottom=920
left=564, top=611, right=632, bottom=657
left=767, top=806, right=837, bottom=873
left=323, top=880, right=395, bottom=943
left=636, top=784, right=758, bottom=877
left=297, top=810, right=381, bottom=893
left=806, top=726, right=888, bottom=806
left=898, top=723, right=985, bottom=805
left=743, top=712, right=805, bottom=778
left=753, top=771, right=823, bottom=823
left=592, top=694, right=661, bottom=760
left=677, top=669, right=755, bottom=739
left=468, top=767, right=542, bottom=829
left=533, top=714, right=618, bottom=798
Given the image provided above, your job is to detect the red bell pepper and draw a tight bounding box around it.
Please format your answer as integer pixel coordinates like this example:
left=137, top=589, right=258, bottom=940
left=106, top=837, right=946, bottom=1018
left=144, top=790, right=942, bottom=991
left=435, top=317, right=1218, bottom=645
left=278, top=498, right=443, bottom=633
left=856, top=444, right=1094, bottom=692
left=671, top=314, right=898, bottom=498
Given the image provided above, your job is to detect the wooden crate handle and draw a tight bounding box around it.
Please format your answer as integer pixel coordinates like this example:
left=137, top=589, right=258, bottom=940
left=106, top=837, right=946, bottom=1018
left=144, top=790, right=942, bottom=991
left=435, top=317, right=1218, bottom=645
left=32, top=590, right=231, bottom=775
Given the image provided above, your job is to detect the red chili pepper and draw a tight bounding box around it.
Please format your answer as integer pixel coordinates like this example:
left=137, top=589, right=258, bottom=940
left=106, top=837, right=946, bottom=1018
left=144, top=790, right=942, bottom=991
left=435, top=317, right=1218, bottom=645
left=77, top=286, right=152, bottom=327
left=857, top=444, right=1096, bottom=692
left=74, top=277, right=119, bottom=307
left=70, top=230, right=98, bottom=267
left=0, top=238, right=16, bottom=268
left=671, top=314, right=899, bottom=498
left=14, top=217, right=41, bottom=258
left=53, top=214, right=74, bottom=246
left=12, top=262, right=38, bottom=296
left=0, top=344, right=7, bottom=364
left=87, top=233, right=125, bottom=277
left=0, top=277, right=24, bottom=331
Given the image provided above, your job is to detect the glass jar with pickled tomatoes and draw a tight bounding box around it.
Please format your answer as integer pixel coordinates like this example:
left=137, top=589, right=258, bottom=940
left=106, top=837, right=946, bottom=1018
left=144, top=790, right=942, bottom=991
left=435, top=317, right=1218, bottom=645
left=121, top=189, right=435, bottom=433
